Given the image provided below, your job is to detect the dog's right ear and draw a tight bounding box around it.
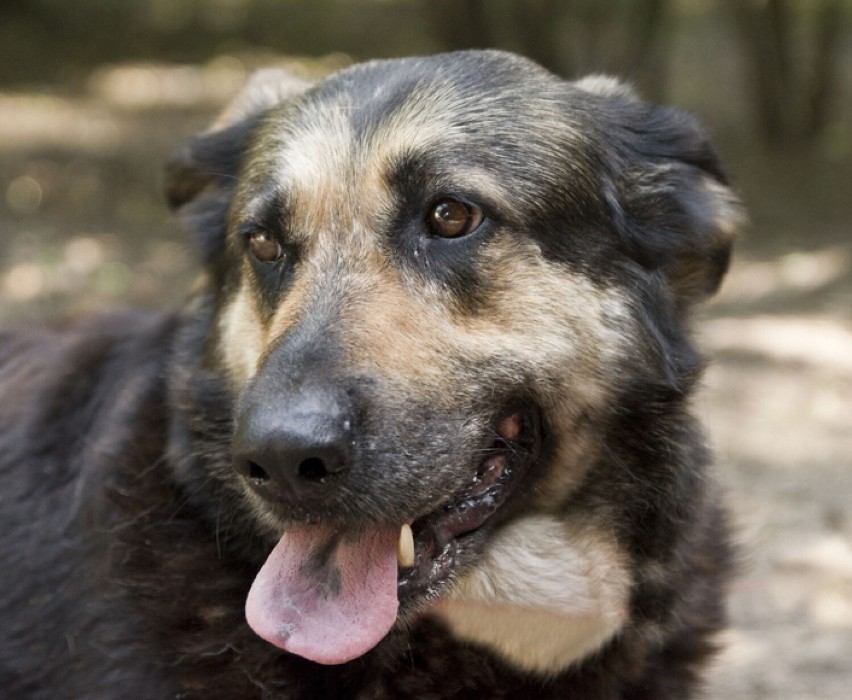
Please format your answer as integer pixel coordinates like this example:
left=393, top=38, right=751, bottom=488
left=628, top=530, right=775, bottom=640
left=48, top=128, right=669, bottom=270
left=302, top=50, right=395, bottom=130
left=165, top=69, right=312, bottom=264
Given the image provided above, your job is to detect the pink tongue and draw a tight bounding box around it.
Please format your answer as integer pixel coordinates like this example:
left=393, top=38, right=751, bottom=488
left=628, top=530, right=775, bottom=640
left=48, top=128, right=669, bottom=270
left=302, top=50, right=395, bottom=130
left=245, top=523, right=400, bottom=665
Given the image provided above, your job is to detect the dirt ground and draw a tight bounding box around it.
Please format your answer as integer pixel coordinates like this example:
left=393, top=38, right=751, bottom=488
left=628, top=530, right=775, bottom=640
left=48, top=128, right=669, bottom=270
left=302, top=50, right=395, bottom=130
left=1, top=60, right=851, bottom=698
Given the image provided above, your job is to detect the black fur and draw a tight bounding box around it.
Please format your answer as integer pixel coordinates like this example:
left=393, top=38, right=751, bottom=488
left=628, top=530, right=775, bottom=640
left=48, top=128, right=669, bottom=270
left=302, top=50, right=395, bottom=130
left=1, top=51, right=736, bottom=698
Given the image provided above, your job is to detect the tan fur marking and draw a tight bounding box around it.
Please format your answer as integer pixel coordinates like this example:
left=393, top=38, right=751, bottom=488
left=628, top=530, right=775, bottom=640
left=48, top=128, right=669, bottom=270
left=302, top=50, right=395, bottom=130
left=702, top=175, right=745, bottom=241
left=271, top=106, right=357, bottom=242
left=265, top=267, right=312, bottom=350
left=366, top=84, right=456, bottom=157
left=574, top=74, right=639, bottom=101
left=345, top=247, right=631, bottom=392
left=435, top=515, right=631, bottom=675
left=218, top=280, right=265, bottom=387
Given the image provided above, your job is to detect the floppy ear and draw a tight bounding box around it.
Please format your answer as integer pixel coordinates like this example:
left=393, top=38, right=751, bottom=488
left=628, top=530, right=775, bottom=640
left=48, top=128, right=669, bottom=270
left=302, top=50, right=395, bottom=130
left=165, top=69, right=313, bottom=263
left=580, top=78, right=743, bottom=306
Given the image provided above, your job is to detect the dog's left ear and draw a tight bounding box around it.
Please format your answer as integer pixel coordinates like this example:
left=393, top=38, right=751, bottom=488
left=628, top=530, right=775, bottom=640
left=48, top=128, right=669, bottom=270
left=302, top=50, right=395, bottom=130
left=578, top=77, right=743, bottom=306
left=165, top=69, right=313, bottom=263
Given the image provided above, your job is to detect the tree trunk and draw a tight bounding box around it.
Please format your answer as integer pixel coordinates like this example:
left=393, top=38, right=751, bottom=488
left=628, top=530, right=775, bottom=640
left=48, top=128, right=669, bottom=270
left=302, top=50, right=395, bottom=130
left=725, top=0, right=845, bottom=147
left=806, top=0, right=843, bottom=138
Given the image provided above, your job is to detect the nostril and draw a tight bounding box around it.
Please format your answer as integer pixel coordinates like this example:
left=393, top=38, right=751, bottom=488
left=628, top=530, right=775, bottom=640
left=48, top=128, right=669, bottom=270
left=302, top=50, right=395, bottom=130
left=248, top=461, right=270, bottom=483
left=298, top=457, right=328, bottom=483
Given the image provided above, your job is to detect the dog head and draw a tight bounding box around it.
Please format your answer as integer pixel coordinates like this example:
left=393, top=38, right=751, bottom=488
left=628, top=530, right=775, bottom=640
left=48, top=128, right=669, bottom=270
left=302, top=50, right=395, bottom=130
left=167, top=51, right=740, bottom=671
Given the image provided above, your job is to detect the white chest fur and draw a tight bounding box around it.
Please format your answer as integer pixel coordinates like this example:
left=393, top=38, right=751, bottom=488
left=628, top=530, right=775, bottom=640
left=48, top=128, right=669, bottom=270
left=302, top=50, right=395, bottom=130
left=433, top=515, right=631, bottom=675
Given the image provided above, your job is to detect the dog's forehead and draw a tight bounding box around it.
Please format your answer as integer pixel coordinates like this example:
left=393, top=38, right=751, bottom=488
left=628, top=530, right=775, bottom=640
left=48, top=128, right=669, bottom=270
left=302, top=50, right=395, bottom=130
left=244, top=54, right=593, bottom=235
left=294, top=50, right=565, bottom=143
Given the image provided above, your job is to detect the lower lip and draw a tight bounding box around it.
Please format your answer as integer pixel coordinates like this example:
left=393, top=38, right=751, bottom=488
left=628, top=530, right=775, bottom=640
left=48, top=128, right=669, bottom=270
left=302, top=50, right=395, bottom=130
left=397, top=409, right=538, bottom=602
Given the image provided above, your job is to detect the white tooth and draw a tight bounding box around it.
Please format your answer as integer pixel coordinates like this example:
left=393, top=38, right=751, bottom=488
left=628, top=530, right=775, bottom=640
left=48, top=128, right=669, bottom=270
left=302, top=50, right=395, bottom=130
left=398, top=523, right=415, bottom=569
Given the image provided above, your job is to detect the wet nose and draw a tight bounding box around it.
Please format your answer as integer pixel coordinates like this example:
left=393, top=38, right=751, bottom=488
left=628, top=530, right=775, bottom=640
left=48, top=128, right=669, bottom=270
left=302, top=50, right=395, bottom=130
left=232, top=386, right=354, bottom=503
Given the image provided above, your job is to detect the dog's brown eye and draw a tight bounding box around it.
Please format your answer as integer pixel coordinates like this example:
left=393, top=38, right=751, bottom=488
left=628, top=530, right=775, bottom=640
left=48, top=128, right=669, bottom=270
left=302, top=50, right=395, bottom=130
left=428, top=198, right=484, bottom=238
left=247, top=230, right=283, bottom=263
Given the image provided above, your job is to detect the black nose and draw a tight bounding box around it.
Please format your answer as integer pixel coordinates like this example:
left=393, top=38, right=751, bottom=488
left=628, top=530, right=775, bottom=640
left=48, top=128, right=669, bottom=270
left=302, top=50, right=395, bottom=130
left=232, top=386, right=354, bottom=503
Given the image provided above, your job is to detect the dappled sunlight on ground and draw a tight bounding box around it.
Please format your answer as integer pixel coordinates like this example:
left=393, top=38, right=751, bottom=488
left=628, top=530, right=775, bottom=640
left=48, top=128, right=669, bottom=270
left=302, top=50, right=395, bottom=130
left=718, top=247, right=851, bottom=308
left=699, top=252, right=852, bottom=699
left=703, top=315, right=852, bottom=374
left=698, top=227, right=852, bottom=697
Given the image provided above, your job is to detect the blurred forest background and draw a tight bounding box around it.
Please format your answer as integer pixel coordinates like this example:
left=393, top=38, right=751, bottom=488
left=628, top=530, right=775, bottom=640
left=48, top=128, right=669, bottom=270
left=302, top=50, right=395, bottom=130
left=0, top=1, right=850, bottom=698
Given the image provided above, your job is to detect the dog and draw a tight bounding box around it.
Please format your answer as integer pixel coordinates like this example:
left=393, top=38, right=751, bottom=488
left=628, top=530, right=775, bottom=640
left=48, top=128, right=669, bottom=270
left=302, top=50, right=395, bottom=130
left=0, top=50, right=740, bottom=698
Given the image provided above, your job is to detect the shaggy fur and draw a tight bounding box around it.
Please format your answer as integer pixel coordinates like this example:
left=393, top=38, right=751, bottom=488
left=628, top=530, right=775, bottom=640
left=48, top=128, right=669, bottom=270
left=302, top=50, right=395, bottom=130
left=0, top=51, right=739, bottom=699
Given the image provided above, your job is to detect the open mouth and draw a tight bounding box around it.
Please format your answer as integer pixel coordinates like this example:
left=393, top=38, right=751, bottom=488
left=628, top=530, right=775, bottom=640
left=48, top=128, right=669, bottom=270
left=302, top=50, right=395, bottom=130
left=243, top=406, right=541, bottom=665
left=397, top=408, right=541, bottom=608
